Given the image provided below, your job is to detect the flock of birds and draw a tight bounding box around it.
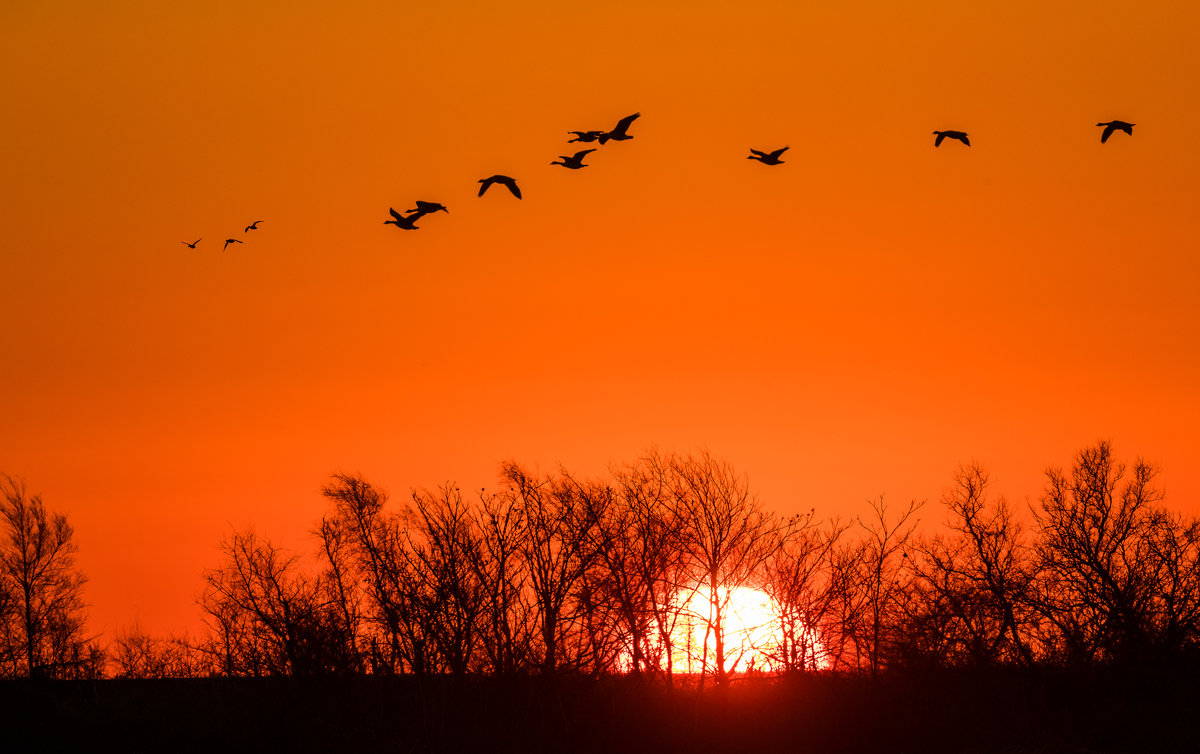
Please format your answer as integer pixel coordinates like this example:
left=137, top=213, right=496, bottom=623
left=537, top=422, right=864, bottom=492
left=179, top=116, right=1137, bottom=247
left=379, top=112, right=644, bottom=232
left=180, top=219, right=264, bottom=252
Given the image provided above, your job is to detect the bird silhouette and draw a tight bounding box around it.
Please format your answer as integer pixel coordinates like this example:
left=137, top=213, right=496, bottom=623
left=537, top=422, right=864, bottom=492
left=748, top=146, right=788, bottom=165
left=478, top=175, right=522, bottom=199
left=551, top=149, right=596, bottom=169
left=384, top=208, right=421, bottom=230
left=1097, top=120, right=1134, bottom=143
left=181, top=238, right=202, bottom=249
left=407, top=201, right=448, bottom=216
left=568, top=130, right=605, bottom=143
left=222, top=238, right=243, bottom=252
left=933, top=130, right=970, bottom=147
left=597, top=112, right=640, bottom=144
left=244, top=220, right=263, bottom=233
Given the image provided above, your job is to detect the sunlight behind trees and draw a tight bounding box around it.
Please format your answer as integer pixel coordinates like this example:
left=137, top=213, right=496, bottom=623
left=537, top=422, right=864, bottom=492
left=7, top=441, right=1199, bottom=682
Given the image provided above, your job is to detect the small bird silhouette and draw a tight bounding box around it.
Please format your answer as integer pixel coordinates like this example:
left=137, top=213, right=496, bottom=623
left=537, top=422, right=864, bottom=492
left=478, top=175, right=522, bottom=199
left=568, top=130, right=605, bottom=143
left=933, top=130, right=970, bottom=147
left=748, top=146, right=788, bottom=165
left=551, top=149, right=596, bottom=169
left=222, top=238, right=243, bottom=252
left=384, top=208, right=421, bottom=230
left=181, top=238, right=202, bottom=249
left=244, top=220, right=263, bottom=233
left=1097, top=120, right=1134, bottom=143
left=407, top=201, right=448, bottom=216
left=598, top=112, right=640, bottom=145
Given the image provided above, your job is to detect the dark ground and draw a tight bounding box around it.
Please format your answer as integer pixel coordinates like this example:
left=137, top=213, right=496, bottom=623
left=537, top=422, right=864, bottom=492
left=2, top=666, right=1196, bottom=753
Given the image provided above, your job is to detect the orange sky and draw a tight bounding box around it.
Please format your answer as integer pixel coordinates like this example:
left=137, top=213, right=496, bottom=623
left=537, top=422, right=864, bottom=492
left=2, top=0, right=1199, bottom=638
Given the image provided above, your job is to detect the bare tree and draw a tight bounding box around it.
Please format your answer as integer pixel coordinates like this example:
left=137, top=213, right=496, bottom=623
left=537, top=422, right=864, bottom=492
left=1143, top=513, right=1200, bottom=659
left=1032, top=441, right=1168, bottom=665
left=905, top=464, right=1036, bottom=667
left=611, top=457, right=693, bottom=685
left=404, top=484, right=489, bottom=675
left=472, top=487, right=535, bottom=674
left=321, top=473, right=432, bottom=674
left=760, top=512, right=847, bottom=673
left=586, top=468, right=659, bottom=676
left=0, top=475, right=90, bottom=678
left=316, top=513, right=364, bottom=672
left=667, top=451, right=791, bottom=687
left=201, top=529, right=352, bottom=676
left=855, top=496, right=922, bottom=676
left=501, top=462, right=595, bottom=674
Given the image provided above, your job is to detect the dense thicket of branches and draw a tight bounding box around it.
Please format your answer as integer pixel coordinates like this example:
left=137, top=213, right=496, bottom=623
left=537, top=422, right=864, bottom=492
left=8, top=441, right=1200, bottom=682
left=172, top=443, right=1200, bottom=682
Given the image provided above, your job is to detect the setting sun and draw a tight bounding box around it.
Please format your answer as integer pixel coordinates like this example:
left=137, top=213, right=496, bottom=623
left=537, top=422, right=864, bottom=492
left=672, top=586, right=783, bottom=675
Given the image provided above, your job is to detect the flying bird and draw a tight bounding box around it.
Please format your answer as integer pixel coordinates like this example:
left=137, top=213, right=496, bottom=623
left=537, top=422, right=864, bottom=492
left=1097, top=120, right=1135, bottom=143
left=244, top=220, right=264, bottom=232
left=384, top=207, right=421, bottom=230
left=181, top=238, right=202, bottom=249
left=597, top=112, right=640, bottom=144
left=748, top=146, right=788, bottom=165
left=551, top=149, right=596, bottom=169
left=222, top=238, right=243, bottom=252
left=933, top=130, right=970, bottom=147
left=478, top=175, right=522, bottom=199
left=568, top=130, right=605, bottom=143
left=407, top=201, right=448, bottom=216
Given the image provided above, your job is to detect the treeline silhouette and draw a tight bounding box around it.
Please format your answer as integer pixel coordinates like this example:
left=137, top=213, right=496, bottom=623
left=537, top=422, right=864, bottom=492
left=50, top=440, right=1184, bottom=683
left=6, top=443, right=1200, bottom=751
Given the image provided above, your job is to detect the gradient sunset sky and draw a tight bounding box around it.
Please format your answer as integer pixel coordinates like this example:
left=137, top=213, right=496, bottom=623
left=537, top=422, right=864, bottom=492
left=2, top=0, right=1198, bottom=637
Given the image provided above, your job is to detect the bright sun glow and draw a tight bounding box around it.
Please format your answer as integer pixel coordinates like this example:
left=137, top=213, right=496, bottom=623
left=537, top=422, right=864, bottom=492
left=671, top=586, right=781, bottom=674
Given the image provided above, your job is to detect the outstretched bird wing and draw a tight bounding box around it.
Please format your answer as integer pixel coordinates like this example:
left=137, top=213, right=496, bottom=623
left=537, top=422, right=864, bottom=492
left=1100, top=124, right=1116, bottom=143
left=749, top=149, right=768, bottom=158
left=768, top=147, right=789, bottom=160
left=934, top=132, right=946, bottom=147
left=503, top=178, right=522, bottom=199
left=610, top=112, right=640, bottom=137
left=478, top=178, right=493, bottom=196
left=959, top=134, right=971, bottom=146
left=573, top=149, right=596, bottom=160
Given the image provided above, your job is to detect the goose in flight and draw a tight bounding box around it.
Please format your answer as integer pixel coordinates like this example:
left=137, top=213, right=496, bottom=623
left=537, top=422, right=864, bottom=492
left=551, top=149, right=596, bottom=169
left=478, top=175, right=522, bottom=199
left=748, top=146, right=788, bottom=165
left=1097, top=120, right=1134, bottom=143
left=384, top=208, right=421, bottom=230
left=933, top=130, right=970, bottom=147
left=222, top=238, right=243, bottom=252
left=407, top=201, right=448, bottom=216
left=181, top=238, right=202, bottom=249
left=598, top=112, right=640, bottom=144
left=568, top=130, right=605, bottom=143
left=244, top=220, right=264, bottom=233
